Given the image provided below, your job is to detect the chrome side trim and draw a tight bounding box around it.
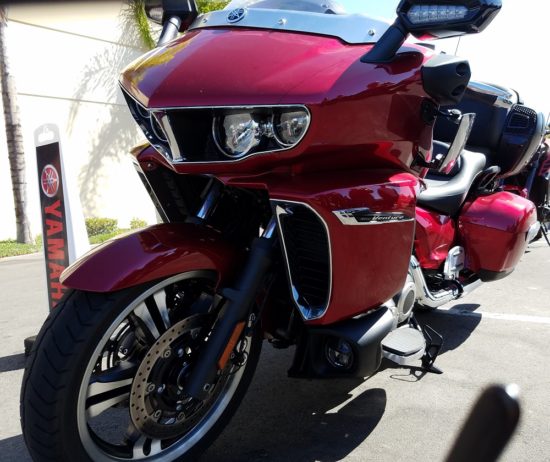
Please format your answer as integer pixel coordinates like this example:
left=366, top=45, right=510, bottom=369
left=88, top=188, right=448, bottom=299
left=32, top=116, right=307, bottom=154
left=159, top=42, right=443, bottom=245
left=527, top=221, right=541, bottom=243
left=410, top=256, right=482, bottom=309
left=155, top=111, right=183, bottom=162
left=333, top=208, right=414, bottom=226
left=190, top=9, right=390, bottom=45
left=272, top=200, right=332, bottom=321
left=467, top=81, right=517, bottom=109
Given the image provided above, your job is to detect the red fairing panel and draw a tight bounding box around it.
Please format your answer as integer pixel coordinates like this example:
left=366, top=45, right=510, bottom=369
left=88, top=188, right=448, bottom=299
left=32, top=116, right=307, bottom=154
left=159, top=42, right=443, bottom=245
left=414, top=207, right=456, bottom=269
left=458, top=192, right=536, bottom=274
left=123, top=29, right=434, bottom=176
left=227, top=170, right=419, bottom=325
left=61, top=224, right=242, bottom=292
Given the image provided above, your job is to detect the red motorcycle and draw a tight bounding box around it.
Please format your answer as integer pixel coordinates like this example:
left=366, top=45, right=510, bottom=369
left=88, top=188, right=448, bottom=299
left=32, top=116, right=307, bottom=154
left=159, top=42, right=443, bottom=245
left=21, top=1, right=544, bottom=461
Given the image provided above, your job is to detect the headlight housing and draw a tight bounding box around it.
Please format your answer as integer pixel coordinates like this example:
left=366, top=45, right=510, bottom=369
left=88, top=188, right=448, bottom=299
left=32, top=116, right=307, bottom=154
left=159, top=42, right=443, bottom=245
left=213, top=107, right=311, bottom=159
left=122, top=85, right=310, bottom=163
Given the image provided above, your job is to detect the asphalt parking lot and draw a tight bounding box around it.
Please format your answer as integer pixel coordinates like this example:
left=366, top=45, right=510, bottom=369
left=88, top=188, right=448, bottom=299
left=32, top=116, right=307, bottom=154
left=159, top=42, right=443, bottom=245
left=1, top=240, right=549, bottom=461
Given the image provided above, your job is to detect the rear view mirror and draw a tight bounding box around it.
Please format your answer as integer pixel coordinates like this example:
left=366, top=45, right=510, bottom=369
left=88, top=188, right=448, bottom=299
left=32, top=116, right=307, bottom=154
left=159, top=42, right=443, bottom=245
left=145, top=0, right=198, bottom=31
left=397, top=0, right=502, bottom=39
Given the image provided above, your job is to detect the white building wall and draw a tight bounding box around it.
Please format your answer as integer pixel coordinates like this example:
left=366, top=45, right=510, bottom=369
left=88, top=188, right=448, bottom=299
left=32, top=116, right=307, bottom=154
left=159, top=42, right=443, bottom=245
left=0, top=1, right=157, bottom=240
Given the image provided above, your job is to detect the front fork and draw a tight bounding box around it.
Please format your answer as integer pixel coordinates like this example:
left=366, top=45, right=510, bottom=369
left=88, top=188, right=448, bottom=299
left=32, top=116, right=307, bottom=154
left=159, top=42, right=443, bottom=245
left=183, top=183, right=277, bottom=400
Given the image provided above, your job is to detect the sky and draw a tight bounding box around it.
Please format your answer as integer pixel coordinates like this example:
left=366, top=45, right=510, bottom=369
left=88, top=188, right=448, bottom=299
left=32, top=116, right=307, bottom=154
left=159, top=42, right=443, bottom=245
left=339, top=0, right=549, bottom=116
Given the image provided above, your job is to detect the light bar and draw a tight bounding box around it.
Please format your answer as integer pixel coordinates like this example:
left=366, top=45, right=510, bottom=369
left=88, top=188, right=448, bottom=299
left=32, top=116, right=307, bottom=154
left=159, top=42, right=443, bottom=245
left=407, top=4, right=469, bottom=25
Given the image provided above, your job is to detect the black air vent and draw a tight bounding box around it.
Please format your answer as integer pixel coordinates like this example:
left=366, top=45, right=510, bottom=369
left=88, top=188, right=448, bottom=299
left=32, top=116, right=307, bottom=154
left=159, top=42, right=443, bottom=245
left=505, top=105, right=537, bottom=134
left=278, top=204, right=331, bottom=317
left=508, top=113, right=529, bottom=129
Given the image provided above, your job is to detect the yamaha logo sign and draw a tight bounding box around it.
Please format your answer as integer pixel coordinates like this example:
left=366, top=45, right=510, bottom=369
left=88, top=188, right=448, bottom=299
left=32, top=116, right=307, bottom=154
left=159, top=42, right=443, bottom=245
left=41, top=164, right=60, bottom=198
left=227, top=7, right=247, bottom=23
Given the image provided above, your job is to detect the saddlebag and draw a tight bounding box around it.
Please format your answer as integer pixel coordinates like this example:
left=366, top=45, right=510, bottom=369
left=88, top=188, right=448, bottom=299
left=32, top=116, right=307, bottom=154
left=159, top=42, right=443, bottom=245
left=458, top=191, right=536, bottom=281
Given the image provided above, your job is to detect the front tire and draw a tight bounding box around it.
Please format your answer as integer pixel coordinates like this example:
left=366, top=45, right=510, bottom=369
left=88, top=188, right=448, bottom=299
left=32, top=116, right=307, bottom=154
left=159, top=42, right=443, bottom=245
left=21, top=272, right=262, bottom=461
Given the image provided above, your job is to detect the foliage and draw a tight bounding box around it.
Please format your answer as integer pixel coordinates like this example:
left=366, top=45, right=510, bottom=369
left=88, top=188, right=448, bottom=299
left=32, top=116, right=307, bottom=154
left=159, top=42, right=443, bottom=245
left=124, top=0, right=157, bottom=50
left=0, top=238, right=40, bottom=258
left=130, top=217, right=148, bottom=229
left=85, top=218, right=118, bottom=237
left=197, top=1, right=230, bottom=13
left=89, top=229, right=130, bottom=245
left=124, top=0, right=230, bottom=50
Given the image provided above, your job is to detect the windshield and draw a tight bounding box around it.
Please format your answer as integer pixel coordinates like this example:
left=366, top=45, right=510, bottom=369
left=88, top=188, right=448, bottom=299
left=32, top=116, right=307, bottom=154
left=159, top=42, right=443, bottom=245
left=225, top=0, right=400, bottom=19
left=193, top=0, right=400, bottom=44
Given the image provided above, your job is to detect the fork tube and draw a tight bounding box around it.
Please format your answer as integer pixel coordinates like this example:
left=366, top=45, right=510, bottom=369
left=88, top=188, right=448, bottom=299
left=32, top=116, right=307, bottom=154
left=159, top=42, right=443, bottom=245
left=183, top=217, right=278, bottom=400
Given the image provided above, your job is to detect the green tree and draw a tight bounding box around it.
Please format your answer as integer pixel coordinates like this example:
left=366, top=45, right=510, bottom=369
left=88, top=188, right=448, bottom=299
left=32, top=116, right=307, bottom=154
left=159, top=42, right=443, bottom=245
left=0, top=6, right=32, bottom=244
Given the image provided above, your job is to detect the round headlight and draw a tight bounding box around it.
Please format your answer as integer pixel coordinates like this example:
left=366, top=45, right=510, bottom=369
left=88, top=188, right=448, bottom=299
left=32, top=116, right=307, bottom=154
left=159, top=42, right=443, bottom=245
left=273, top=110, right=310, bottom=147
left=214, top=113, right=261, bottom=158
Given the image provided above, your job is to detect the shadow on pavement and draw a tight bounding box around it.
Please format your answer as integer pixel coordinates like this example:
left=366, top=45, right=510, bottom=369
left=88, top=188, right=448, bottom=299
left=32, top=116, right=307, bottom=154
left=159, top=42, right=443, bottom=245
left=202, top=348, right=386, bottom=462
left=417, top=304, right=482, bottom=354
left=382, top=305, right=482, bottom=382
left=0, top=353, right=26, bottom=373
left=0, top=435, right=31, bottom=462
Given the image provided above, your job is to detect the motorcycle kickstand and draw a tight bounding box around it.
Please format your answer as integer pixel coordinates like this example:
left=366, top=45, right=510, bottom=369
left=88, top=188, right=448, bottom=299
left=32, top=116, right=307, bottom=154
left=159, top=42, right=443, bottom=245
left=410, top=316, right=444, bottom=374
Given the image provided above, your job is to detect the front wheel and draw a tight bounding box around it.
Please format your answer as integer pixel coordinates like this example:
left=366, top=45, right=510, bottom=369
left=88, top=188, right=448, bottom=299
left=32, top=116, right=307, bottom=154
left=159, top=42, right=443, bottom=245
left=21, top=271, right=262, bottom=461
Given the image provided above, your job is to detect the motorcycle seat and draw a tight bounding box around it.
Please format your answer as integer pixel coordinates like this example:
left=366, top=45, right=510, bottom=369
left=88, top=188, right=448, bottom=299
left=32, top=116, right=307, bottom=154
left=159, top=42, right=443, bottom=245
left=418, top=141, right=488, bottom=216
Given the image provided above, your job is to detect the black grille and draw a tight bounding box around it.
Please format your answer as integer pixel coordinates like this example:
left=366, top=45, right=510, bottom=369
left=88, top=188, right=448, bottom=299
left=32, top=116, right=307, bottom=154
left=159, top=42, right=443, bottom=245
left=278, top=204, right=331, bottom=312
left=506, top=105, right=537, bottom=133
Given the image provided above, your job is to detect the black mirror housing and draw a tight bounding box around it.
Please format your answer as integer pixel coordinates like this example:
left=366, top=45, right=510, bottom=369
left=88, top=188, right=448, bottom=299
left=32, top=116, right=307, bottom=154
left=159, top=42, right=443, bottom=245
left=145, top=0, right=199, bottom=32
left=397, top=0, right=502, bottom=39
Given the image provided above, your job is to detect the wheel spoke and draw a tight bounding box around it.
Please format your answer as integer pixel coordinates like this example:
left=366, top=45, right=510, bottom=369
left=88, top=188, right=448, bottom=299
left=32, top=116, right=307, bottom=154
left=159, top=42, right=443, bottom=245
left=146, top=291, right=171, bottom=334
left=86, top=363, right=137, bottom=419
left=133, top=302, right=161, bottom=341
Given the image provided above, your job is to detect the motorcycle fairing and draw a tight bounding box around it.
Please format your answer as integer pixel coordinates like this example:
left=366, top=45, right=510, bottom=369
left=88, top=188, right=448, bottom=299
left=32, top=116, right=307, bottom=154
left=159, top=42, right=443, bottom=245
left=60, top=224, right=243, bottom=292
left=122, top=29, right=434, bottom=177
left=225, top=169, right=419, bottom=325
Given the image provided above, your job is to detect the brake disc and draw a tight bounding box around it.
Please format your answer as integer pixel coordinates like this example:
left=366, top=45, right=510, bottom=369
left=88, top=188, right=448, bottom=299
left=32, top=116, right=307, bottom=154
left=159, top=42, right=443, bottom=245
left=129, top=316, right=208, bottom=439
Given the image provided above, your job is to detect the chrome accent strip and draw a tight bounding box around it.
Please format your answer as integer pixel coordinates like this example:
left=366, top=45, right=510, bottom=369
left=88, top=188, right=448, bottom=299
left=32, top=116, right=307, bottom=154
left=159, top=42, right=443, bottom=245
left=410, top=256, right=482, bottom=309
left=149, top=111, right=168, bottom=143
left=262, top=216, right=278, bottom=239
left=196, top=180, right=223, bottom=220
left=467, top=81, right=517, bottom=109
left=333, top=208, right=414, bottom=226
left=272, top=200, right=332, bottom=321
left=155, top=112, right=183, bottom=162
left=190, top=9, right=390, bottom=44
left=527, top=221, right=541, bottom=243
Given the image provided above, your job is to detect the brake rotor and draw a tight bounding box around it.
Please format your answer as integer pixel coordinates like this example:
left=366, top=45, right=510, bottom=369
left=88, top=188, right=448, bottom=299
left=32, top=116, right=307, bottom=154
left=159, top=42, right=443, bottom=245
left=129, top=316, right=208, bottom=439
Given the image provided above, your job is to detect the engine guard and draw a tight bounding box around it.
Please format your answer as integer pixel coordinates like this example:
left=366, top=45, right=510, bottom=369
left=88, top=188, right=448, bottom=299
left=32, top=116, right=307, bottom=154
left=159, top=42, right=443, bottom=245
left=60, top=223, right=242, bottom=292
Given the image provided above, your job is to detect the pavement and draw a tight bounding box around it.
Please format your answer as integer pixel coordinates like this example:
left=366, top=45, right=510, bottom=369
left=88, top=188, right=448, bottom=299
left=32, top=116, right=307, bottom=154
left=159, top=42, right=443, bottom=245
left=0, top=240, right=549, bottom=462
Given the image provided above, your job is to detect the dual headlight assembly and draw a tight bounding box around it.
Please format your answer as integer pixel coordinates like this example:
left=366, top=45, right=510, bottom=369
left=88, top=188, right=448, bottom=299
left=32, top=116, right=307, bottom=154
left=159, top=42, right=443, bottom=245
left=212, top=108, right=311, bottom=159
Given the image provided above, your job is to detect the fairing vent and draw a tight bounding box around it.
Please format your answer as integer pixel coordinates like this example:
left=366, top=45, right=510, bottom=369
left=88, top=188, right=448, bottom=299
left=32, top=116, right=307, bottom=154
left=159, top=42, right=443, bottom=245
left=275, top=202, right=331, bottom=321
left=506, top=106, right=536, bottom=132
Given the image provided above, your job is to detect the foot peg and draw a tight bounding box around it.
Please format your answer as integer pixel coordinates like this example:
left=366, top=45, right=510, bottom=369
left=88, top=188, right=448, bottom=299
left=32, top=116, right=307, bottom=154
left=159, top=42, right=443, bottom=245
left=381, top=317, right=443, bottom=374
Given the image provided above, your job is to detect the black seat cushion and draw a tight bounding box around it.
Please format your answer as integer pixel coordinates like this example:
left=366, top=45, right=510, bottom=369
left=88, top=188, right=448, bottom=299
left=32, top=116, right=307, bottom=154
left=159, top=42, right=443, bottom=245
left=418, top=142, right=488, bottom=216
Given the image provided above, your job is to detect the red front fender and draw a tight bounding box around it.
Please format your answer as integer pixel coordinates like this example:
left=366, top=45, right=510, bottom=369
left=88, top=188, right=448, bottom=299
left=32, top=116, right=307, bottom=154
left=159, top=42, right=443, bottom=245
left=60, top=223, right=242, bottom=292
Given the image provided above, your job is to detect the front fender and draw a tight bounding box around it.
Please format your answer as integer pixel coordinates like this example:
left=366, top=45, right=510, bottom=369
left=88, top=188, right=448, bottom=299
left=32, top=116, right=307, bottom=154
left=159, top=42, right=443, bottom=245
left=61, top=223, right=242, bottom=292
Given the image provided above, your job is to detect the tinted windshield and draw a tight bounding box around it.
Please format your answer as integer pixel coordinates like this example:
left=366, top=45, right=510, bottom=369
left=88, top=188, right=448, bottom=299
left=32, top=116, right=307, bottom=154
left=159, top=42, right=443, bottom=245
left=225, top=0, right=400, bottom=19
left=193, top=0, right=399, bottom=44
left=226, top=0, right=347, bottom=14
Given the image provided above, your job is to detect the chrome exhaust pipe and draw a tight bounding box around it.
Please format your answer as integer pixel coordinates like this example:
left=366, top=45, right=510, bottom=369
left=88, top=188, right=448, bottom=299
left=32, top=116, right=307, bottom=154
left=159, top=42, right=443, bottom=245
left=410, top=256, right=482, bottom=309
